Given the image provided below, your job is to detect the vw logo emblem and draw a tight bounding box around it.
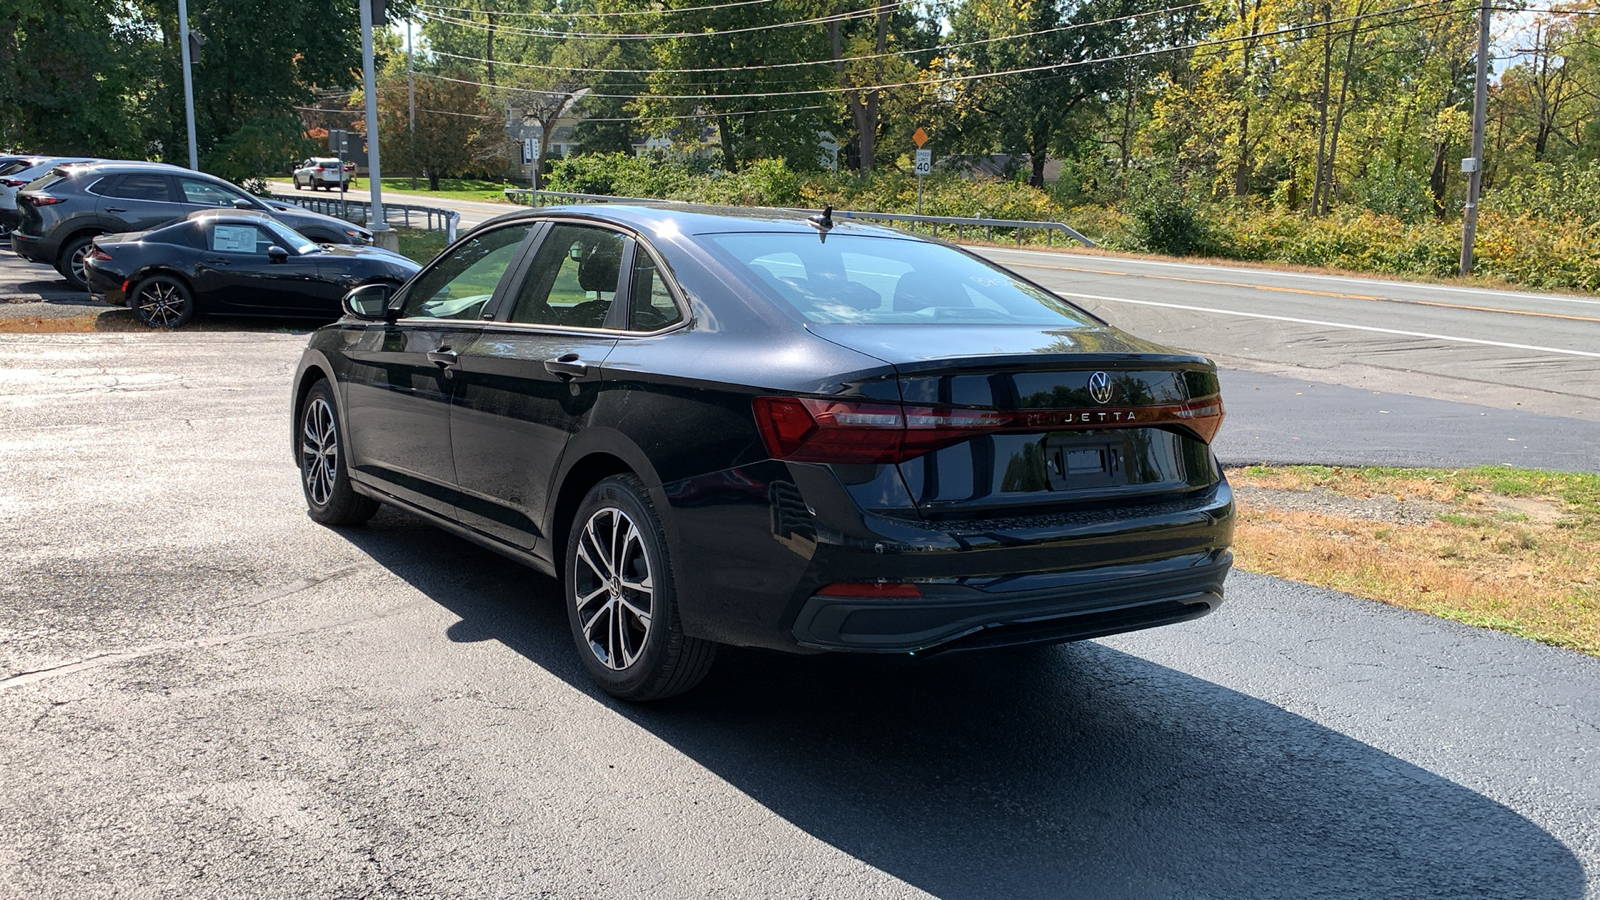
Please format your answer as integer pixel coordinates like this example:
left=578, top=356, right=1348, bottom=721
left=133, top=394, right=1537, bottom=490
left=1088, top=371, right=1114, bottom=405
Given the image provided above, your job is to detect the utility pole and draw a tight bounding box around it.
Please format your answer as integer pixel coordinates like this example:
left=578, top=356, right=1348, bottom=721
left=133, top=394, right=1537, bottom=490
left=1459, top=0, right=1490, bottom=276
left=408, top=17, right=416, bottom=190
left=178, top=0, right=198, bottom=170
left=360, top=0, right=394, bottom=250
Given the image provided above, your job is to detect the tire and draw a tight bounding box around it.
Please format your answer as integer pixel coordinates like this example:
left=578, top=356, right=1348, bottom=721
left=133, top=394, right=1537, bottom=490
left=131, top=275, right=195, bottom=329
left=298, top=379, right=379, bottom=527
left=565, top=475, right=716, bottom=701
left=293, top=178, right=303, bottom=191
left=57, top=235, right=96, bottom=290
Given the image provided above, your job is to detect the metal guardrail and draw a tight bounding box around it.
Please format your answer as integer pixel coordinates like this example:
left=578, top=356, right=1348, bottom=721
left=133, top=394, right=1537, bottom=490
left=271, top=194, right=460, bottom=242
left=503, top=188, right=1095, bottom=248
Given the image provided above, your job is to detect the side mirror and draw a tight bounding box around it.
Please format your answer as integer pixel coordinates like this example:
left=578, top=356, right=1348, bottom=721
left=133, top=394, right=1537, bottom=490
left=342, top=282, right=396, bottom=322
left=233, top=198, right=255, bottom=210
left=266, top=245, right=290, bottom=264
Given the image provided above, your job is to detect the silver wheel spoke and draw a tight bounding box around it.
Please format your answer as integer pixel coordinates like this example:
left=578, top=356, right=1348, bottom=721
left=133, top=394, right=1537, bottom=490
left=572, top=502, right=655, bottom=672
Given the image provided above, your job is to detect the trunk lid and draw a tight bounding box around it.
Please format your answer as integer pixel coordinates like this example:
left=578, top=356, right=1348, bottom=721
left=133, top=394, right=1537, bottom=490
left=808, top=323, right=1225, bottom=519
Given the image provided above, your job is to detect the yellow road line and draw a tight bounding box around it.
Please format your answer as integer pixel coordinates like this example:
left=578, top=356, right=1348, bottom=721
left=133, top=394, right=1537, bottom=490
left=1012, top=262, right=1600, bottom=325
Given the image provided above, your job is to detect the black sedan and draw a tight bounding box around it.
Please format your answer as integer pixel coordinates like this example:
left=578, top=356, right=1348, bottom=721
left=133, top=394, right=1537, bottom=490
left=291, top=206, right=1234, bottom=700
left=86, top=211, right=419, bottom=328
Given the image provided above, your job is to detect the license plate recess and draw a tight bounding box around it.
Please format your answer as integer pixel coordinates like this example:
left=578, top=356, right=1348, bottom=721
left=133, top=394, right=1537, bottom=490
left=1045, top=433, right=1130, bottom=490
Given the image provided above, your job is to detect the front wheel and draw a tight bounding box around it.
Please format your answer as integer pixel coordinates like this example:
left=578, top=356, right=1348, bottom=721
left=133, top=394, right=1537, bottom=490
left=131, top=275, right=195, bottom=328
left=566, top=475, right=716, bottom=701
left=298, top=379, right=379, bottom=526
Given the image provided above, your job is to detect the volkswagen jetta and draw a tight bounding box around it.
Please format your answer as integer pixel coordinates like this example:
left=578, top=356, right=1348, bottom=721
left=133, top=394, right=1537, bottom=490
left=291, top=205, right=1234, bottom=700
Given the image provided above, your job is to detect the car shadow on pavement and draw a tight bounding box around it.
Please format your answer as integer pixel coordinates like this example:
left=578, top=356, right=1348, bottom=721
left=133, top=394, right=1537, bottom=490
left=340, top=508, right=1587, bottom=900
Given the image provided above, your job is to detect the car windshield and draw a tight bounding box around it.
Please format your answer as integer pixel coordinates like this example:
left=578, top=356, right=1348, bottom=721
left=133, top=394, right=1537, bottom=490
left=260, top=219, right=319, bottom=254
left=705, top=232, right=1099, bottom=327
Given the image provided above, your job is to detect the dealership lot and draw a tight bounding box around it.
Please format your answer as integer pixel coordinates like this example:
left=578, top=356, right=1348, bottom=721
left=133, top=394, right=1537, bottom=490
left=2, top=331, right=1597, bottom=898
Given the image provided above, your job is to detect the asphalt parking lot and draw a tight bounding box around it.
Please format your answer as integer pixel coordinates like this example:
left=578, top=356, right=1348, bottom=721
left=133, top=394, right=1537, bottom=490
left=2, top=329, right=1597, bottom=899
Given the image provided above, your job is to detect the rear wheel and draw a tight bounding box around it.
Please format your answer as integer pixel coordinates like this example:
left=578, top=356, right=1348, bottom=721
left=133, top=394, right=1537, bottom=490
left=566, top=475, right=716, bottom=701
left=57, top=235, right=96, bottom=290
left=298, top=379, right=379, bottom=526
left=131, top=275, right=195, bottom=329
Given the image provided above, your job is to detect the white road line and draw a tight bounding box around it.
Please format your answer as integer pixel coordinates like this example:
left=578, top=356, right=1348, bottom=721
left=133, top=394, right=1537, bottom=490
left=1052, top=289, right=1600, bottom=360
left=986, top=247, right=1600, bottom=307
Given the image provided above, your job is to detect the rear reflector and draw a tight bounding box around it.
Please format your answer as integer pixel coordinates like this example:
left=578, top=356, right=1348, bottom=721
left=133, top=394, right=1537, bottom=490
left=753, top=395, right=1225, bottom=464
left=815, top=582, right=923, bottom=599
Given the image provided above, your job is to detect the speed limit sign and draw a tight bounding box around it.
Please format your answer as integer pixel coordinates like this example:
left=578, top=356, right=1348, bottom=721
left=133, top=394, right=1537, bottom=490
left=914, top=148, right=932, bottom=175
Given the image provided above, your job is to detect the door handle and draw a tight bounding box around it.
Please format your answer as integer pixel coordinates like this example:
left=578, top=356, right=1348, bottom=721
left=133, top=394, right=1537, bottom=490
left=427, top=348, right=459, bottom=368
left=543, top=353, right=588, bottom=379
left=202, top=257, right=230, bottom=266
left=103, top=206, right=126, bottom=213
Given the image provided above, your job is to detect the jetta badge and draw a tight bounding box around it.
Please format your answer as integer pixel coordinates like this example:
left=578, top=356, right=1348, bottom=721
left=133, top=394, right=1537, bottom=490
left=1088, top=371, right=1114, bottom=405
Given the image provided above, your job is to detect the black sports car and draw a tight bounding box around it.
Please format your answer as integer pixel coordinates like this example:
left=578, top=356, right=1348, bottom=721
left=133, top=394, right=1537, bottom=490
left=85, top=210, right=419, bottom=328
left=291, top=205, right=1234, bottom=700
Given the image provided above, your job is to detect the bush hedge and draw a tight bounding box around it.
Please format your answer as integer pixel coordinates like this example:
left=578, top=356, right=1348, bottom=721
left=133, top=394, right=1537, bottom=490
left=543, top=153, right=1600, bottom=293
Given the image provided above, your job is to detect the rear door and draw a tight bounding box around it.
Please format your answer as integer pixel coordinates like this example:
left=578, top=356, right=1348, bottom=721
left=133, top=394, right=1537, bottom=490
left=90, top=173, right=185, bottom=231
left=448, top=221, right=628, bottom=553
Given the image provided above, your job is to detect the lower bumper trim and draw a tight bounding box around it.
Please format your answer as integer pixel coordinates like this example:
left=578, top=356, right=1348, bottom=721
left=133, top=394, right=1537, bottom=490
left=791, top=555, right=1230, bottom=653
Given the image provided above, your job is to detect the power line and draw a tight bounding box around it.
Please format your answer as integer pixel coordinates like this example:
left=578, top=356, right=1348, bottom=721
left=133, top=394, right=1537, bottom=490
left=423, top=0, right=920, bottom=41
left=417, top=0, right=1471, bottom=101
left=420, top=3, right=1206, bottom=76
left=417, top=0, right=780, bottom=20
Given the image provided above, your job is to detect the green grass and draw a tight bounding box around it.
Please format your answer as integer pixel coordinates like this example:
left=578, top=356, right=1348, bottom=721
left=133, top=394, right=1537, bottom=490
left=394, top=227, right=448, bottom=264
left=365, top=178, right=519, bottom=203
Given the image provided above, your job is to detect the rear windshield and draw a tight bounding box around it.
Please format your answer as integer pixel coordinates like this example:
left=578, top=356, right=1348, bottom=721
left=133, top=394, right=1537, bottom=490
left=705, top=232, right=1098, bottom=327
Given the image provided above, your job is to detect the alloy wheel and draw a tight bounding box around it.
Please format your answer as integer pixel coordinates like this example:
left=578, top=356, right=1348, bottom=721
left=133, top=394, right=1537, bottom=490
left=69, top=245, right=91, bottom=286
left=136, top=281, right=188, bottom=327
left=572, top=506, right=655, bottom=670
left=300, top=397, right=339, bottom=507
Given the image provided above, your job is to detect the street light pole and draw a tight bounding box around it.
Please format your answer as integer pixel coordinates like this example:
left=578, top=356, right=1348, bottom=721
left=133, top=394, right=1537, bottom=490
left=360, top=0, right=394, bottom=250
left=178, top=0, right=198, bottom=170
left=1459, top=0, right=1490, bottom=276
left=408, top=17, right=416, bottom=190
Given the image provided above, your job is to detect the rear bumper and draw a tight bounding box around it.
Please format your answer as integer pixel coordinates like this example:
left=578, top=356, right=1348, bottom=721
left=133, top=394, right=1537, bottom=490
left=791, top=551, right=1229, bottom=653
left=84, top=264, right=127, bottom=306
left=662, top=460, right=1235, bottom=654
left=10, top=230, right=54, bottom=264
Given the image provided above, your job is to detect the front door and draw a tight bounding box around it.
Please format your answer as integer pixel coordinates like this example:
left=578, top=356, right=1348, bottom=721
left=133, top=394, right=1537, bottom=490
left=341, top=222, right=538, bottom=520
left=193, top=220, right=326, bottom=314
left=450, top=222, right=629, bottom=556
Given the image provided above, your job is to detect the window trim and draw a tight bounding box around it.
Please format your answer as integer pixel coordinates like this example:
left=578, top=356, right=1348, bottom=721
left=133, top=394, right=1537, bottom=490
left=485, top=215, right=691, bottom=338
left=390, top=220, right=544, bottom=326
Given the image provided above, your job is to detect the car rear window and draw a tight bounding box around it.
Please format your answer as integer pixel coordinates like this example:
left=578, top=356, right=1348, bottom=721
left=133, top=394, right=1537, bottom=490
left=705, top=232, right=1099, bottom=327
left=94, top=174, right=174, bottom=201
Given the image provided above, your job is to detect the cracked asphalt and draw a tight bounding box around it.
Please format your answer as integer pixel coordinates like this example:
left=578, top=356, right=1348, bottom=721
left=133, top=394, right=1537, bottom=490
left=1, top=329, right=1598, bottom=895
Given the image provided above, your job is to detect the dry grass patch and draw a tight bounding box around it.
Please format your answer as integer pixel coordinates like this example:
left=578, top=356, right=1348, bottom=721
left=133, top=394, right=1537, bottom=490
left=1230, top=465, right=1600, bottom=655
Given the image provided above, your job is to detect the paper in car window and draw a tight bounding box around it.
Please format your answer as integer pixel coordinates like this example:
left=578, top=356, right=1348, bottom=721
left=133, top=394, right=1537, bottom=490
left=213, top=224, right=258, bottom=253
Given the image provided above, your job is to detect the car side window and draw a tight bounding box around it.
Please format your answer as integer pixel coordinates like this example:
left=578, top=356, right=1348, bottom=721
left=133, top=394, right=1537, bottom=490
left=506, top=224, right=625, bottom=329
left=399, top=224, right=534, bottom=321
left=178, top=178, right=245, bottom=208
left=210, top=223, right=276, bottom=254
left=628, top=251, right=683, bottom=331
left=96, top=174, right=174, bottom=201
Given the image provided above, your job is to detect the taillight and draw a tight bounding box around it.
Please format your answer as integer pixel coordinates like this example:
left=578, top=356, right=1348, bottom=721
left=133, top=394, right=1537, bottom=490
left=314, top=166, right=325, bottom=172
left=0, top=178, right=27, bottom=188
left=26, top=195, right=62, bottom=206
left=89, top=247, right=113, bottom=261
left=752, top=395, right=1225, bottom=464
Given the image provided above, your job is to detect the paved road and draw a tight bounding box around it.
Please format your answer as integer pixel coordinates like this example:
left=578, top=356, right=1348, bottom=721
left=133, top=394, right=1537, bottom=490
left=0, top=333, right=1596, bottom=898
